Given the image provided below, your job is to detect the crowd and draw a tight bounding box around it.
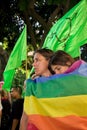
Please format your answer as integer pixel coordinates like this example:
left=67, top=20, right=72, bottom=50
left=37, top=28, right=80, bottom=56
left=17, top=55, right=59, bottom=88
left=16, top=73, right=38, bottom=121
left=0, top=86, right=24, bottom=130
left=0, top=48, right=87, bottom=130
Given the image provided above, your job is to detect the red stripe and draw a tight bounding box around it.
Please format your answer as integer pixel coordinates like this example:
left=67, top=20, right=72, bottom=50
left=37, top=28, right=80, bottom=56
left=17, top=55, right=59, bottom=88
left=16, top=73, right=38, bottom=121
left=27, top=122, right=38, bottom=130
left=28, top=115, right=87, bottom=130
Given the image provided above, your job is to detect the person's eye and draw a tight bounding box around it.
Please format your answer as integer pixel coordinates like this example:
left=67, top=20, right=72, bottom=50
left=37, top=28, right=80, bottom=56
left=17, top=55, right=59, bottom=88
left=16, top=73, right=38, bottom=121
left=57, top=68, right=61, bottom=70
left=34, top=59, right=38, bottom=63
left=55, top=67, right=61, bottom=71
left=35, top=59, right=38, bottom=61
left=53, top=67, right=60, bottom=72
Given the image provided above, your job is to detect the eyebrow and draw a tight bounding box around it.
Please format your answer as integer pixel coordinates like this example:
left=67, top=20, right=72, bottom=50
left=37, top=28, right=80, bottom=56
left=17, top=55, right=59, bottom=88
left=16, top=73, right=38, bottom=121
left=55, top=66, right=61, bottom=70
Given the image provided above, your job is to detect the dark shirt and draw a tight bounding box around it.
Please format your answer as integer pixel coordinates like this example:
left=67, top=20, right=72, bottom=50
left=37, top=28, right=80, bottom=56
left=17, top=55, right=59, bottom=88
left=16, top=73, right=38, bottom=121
left=11, top=98, right=24, bottom=130
left=0, top=98, right=11, bottom=130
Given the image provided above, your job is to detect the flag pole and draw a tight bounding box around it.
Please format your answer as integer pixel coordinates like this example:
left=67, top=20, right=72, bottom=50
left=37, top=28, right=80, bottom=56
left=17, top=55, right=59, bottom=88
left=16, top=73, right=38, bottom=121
left=25, top=25, right=28, bottom=79
left=25, top=49, right=28, bottom=79
left=79, top=48, right=81, bottom=59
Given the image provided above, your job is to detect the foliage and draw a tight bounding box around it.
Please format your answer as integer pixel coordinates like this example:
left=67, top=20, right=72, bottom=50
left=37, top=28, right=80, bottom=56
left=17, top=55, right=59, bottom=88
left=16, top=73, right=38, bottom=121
left=12, top=68, right=26, bottom=88
left=0, top=0, right=80, bottom=51
left=81, top=44, right=87, bottom=62
left=0, top=46, right=9, bottom=80
left=0, top=0, right=87, bottom=88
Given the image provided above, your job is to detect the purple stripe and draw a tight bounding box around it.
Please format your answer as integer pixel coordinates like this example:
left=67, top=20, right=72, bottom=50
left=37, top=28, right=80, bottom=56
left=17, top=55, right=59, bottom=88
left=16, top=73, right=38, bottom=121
left=65, top=60, right=84, bottom=73
left=27, top=60, right=87, bottom=84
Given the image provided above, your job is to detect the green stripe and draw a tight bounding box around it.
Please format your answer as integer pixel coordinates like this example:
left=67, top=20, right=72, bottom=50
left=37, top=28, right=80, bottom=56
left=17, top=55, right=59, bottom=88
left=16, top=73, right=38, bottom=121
left=26, top=75, right=87, bottom=98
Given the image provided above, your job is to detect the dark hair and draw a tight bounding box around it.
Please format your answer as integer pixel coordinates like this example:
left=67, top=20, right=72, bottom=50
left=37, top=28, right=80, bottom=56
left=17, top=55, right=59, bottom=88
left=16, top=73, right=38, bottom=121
left=48, top=50, right=75, bottom=71
left=33, top=48, right=54, bottom=61
left=0, top=90, right=7, bottom=97
left=11, top=86, right=22, bottom=95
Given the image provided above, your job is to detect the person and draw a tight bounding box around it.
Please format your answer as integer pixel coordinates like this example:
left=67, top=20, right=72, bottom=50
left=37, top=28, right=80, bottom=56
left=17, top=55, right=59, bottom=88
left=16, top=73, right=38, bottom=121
left=10, top=87, right=24, bottom=130
left=23, top=50, right=87, bottom=130
left=32, top=48, right=54, bottom=77
left=22, top=80, right=26, bottom=98
left=0, top=81, right=4, bottom=128
left=48, top=50, right=76, bottom=74
left=20, top=48, right=54, bottom=130
left=0, top=92, right=2, bottom=128
left=0, top=90, right=11, bottom=130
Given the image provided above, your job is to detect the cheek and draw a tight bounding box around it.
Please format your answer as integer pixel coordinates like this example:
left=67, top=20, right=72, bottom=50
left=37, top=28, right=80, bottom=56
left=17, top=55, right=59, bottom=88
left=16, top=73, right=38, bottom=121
left=55, top=70, right=61, bottom=74
left=41, top=65, right=47, bottom=71
left=33, top=62, right=41, bottom=68
left=41, top=61, right=48, bottom=68
left=54, top=71, right=58, bottom=74
left=54, top=69, right=64, bottom=74
left=61, top=67, right=69, bottom=73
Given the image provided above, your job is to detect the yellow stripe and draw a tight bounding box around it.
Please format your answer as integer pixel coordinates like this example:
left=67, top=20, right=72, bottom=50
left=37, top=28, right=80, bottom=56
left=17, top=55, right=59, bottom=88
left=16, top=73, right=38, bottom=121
left=24, top=95, right=87, bottom=117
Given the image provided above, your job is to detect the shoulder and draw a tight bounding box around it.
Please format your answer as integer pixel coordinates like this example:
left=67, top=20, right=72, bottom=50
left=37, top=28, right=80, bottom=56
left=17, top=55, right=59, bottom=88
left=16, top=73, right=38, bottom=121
left=16, top=98, right=24, bottom=105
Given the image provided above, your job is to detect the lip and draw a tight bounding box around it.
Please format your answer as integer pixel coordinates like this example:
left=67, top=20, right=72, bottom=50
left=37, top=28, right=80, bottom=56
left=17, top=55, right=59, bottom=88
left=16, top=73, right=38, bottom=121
left=34, top=67, right=38, bottom=70
left=34, top=68, right=38, bottom=72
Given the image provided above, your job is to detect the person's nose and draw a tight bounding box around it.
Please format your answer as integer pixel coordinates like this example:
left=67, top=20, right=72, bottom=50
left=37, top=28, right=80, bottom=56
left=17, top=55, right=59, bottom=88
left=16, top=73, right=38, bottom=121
left=32, top=61, right=37, bottom=67
left=55, top=70, right=60, bottom=74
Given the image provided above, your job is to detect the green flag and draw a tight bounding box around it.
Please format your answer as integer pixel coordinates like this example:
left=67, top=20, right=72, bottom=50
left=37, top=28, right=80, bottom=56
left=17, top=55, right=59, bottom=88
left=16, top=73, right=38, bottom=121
left=43, top=0, right=87, bottom=58
left=3, top=25, right=27, bottom=91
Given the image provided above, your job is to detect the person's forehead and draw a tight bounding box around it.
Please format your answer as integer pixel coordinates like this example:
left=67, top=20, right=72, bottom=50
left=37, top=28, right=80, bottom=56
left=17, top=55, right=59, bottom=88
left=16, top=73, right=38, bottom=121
left=34, top=53, right=45, bottom=60
left=51, top=65, right=63, bottom=70
left=51, top=65, right=60, bottom=67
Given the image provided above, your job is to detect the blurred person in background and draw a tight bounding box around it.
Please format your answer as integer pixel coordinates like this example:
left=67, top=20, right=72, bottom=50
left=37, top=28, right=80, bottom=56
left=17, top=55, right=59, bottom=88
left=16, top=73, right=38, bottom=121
left=10, top=87, right=24, bottom=130
left=0, top=89, right=11, bottom=130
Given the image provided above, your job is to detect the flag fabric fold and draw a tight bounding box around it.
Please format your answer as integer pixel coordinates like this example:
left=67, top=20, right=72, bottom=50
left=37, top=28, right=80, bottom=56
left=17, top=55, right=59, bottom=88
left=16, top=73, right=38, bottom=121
left=24, top=60, right=87, bottom=130
left=42, top=0, right=87, bottom=58
left=3, top=25, right=27, bottom=91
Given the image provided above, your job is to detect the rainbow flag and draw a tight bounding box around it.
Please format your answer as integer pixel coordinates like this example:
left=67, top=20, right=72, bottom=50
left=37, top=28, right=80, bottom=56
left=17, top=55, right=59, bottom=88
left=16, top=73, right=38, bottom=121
left=24, top=60, right=87, bottom=130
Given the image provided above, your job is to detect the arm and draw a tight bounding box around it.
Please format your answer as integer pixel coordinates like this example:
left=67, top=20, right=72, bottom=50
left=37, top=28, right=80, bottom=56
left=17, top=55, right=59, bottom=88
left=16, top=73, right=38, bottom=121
left=0, top=98, right=2, bottom=126
left=0, top=109, right=2, bottom=126
left=11, top=119, right=19, bottom=130
left=0, top=110, right=2, bottom=117
left=19, top=111, right=28, bottom=130
left=0, top=103, right=2, bottom=117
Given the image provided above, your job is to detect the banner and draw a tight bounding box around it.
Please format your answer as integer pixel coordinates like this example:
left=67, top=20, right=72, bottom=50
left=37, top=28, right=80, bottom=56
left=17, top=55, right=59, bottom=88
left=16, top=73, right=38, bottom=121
left=3, top=25, right=27, bottom=91
left=43, top=0, right=87, bottom=58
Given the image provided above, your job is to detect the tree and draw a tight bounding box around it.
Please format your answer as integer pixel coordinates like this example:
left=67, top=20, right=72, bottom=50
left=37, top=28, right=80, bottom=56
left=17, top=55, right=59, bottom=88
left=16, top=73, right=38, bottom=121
left=0, top=0, right=83, bottom=81
left=17, top=0, right=80, bottom=49
left=0, top=0, right=80, bottom=50
left=0, top=46, right=8, bottom=80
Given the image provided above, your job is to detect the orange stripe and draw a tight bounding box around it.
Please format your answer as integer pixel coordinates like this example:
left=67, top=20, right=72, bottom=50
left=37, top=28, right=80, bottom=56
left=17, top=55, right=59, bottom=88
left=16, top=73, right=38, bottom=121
left=27, top=114, right=87, bottom=130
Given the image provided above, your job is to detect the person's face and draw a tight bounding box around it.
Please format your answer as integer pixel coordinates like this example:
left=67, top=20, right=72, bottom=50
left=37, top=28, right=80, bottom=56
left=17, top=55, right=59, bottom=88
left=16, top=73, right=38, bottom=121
left=10, top=88, right=17, bottom=99
left=32, top=53, right=49, bottom=76
left=51, top=65, right=69, bottom=74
